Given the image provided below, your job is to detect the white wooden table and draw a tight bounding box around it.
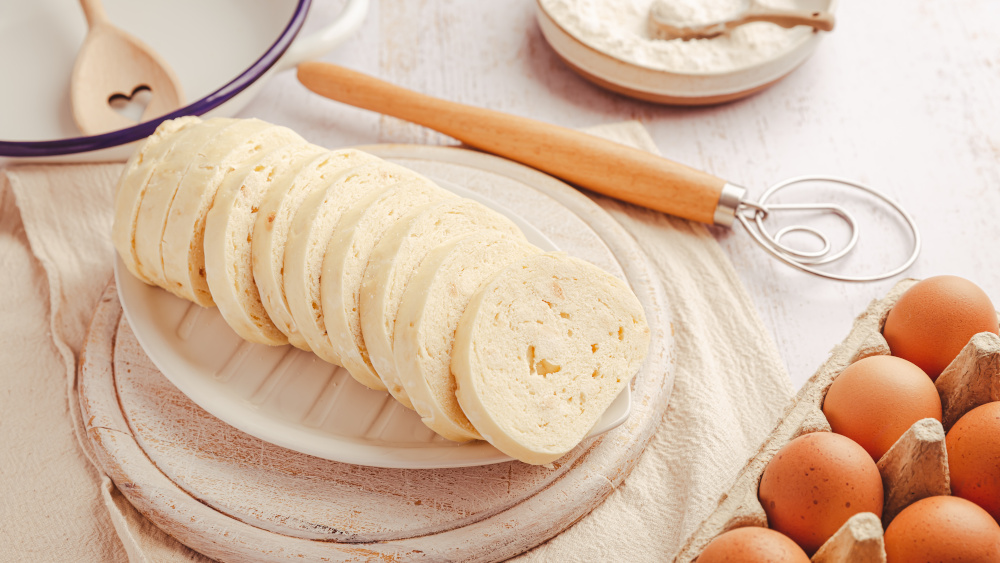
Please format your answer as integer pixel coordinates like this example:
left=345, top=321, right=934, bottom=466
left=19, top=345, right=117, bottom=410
left=242, top=0, right=1000, bottom=390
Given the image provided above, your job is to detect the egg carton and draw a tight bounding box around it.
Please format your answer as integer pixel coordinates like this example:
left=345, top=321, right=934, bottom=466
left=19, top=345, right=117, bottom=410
left=674, top=278, right=1000, bottom=562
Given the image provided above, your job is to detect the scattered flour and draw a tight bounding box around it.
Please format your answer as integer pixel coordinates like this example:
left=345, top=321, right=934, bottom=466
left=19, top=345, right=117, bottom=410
left=540, top=0, right=812, bottom=73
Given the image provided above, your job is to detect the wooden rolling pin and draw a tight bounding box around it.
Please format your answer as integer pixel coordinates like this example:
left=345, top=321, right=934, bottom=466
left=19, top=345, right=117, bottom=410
left=296, top=62, right=746, bottom=226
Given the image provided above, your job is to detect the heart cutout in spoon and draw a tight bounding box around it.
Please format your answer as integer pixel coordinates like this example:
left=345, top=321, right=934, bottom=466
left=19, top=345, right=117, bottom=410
left=108, top=85, right=153, bottom=123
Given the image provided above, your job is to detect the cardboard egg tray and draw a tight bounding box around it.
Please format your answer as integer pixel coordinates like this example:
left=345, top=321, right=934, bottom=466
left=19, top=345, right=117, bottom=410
left=674, top=278, right=1000, bottom=562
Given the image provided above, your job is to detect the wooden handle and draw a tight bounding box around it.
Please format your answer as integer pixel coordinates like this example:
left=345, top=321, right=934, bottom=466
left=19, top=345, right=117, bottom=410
left=743, top=8, right=835, bottom=32
left=79, top=0, right=109, bottom=28
left=297, top=62, right=730, bottom=225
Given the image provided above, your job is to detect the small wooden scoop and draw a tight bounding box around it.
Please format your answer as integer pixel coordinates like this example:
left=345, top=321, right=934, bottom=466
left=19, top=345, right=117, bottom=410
left=71, top=0, right=185, bottom=135
left=648, top=0, right=835, bottom=41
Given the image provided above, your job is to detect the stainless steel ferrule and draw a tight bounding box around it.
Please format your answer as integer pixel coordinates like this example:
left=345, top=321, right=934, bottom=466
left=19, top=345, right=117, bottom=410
left=713, top=183, right=747, bottom=228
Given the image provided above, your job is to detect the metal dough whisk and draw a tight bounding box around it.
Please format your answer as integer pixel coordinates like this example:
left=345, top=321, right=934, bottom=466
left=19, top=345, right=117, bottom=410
left=730, top=176, right=919, bottom=281
left=296, top=63, right=919, bottom=282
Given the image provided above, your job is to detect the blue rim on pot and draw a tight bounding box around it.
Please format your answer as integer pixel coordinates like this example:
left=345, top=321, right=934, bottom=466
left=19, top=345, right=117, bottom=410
left=0, top=0, right=312, bottom=158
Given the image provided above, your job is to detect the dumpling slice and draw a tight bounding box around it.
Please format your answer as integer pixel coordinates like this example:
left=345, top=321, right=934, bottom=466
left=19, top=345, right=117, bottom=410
left=452, top=252, right=650, bottom=465
left=320, top=181, right=453, bottom=390
left=160, top=119, right=306, bottom=306
left=359, top=198, right=524, bottom=407
left=393, top=231, right=541, bottom=441
left=284, top=159, right=440, bottom=363
left=204, top=143, right=327, bottom=345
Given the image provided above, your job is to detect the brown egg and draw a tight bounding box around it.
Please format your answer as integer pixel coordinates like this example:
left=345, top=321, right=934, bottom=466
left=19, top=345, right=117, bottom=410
left=823, top=355, right=942, bottom=461
left=758, top=432, right=883, bottom=554
left=947, top=401, right=1000, bottom=520
left=884, top=496, right=1000, bottom=562
left=883, top=275, right=998, bottom=381
left=698, top=527, right=810, bottom=563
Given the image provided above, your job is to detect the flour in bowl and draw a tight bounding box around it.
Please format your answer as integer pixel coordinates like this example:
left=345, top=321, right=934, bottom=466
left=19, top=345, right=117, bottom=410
left=540, top=0, right=813, bottom=73
left=651, top=0, right=745, bottom=27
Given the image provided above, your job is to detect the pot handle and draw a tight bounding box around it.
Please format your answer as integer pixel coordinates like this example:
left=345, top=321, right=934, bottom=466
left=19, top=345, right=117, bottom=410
left=275, top=0, right=370, bottom=71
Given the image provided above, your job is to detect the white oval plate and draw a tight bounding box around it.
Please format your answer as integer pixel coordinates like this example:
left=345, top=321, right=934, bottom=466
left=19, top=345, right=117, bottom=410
left=115, top=176, right=631, bottom=468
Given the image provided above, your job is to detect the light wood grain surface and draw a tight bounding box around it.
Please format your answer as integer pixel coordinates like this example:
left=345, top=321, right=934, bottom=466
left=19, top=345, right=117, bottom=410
left=240, top=0, right=1000, bottom=390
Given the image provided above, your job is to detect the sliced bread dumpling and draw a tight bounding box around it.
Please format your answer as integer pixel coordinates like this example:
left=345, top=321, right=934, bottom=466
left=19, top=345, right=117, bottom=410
left=131, top=118, right=237, bottom=287
left=393, top=232, right=542, bottom=441
left=451, top=252, right=650, bottom=465
left=252, top=153, right=386, bottom=350
left=359, top=198, right=525, bottom=408
left=112, top=115, right=201, bottom=284
left=159, top=119, right=308, bottom=306
left=204, top=143, right=327, bottom=345
left=284, top=160, right=441, bottom=364
left=321, top=181, right=454, bottom=390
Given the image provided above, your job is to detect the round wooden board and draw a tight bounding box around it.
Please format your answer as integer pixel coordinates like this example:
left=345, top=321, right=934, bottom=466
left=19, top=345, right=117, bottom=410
left=78, top=145, right=674, bottom=562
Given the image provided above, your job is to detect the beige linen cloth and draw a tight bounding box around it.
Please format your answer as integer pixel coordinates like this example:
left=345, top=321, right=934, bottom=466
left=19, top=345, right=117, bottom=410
left=0, top=122, right=792, bottom=562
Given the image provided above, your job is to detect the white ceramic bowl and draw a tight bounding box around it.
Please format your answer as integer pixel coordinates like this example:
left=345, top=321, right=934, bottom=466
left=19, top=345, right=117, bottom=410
left=536, top=0, right=836, bottom=105
left=0, top=0, right=368, bottom=161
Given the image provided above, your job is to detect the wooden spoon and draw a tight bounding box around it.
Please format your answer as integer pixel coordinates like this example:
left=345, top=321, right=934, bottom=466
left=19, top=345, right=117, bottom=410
left=648, top=0, right=835, bottom=41
left=71, top=0, right=185, bottom=135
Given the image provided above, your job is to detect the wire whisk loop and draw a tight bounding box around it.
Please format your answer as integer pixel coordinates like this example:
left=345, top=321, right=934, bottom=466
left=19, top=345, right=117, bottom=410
left=734, top=176, right=920, bottom=282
